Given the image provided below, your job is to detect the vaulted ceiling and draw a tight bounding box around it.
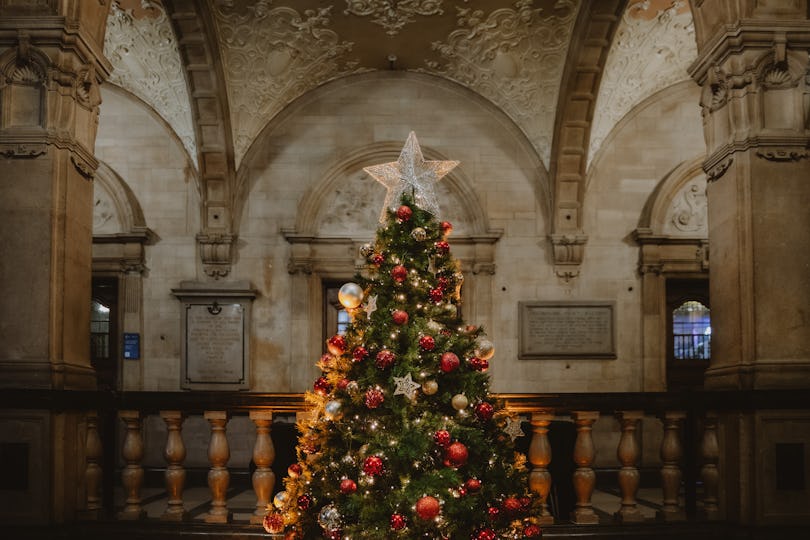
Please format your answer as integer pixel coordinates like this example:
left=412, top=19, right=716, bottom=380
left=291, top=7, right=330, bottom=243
left=102, top=0, right=697, bottom=175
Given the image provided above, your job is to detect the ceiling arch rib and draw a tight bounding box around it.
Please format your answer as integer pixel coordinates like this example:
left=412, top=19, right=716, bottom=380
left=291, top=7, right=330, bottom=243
left=548, top=0, right=627, bottom=281
left=163, top=0, right=238, bottom=279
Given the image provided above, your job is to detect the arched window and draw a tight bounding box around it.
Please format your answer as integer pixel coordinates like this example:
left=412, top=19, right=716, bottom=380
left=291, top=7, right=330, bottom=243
left=672, top=300, right=711, bottom=360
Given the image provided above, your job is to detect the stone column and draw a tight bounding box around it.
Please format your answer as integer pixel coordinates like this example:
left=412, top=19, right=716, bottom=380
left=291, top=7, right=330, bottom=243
left=658, top=411, right=686, bottom=521
left=571, top=411, right=599, bottom=524
left=615, top=411, right=644, bottom=523
left=250, top=410, right=276, bottom=525
left=0, top=2, right=111, bottom=523
left=160, top=411, right=187, bottom=521
left=689, top=3, right=810, bottom=524
left=528, top=412, right=554, bottom=525
left=118, top=411, right=145, bottom=520
left=204, top=411, right=231, bottom=523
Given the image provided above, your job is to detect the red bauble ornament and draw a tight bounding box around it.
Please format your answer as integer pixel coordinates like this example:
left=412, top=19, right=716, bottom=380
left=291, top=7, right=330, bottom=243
left=390, top=513, right=407, bottom=530
left=429, top=287, right=444, bottom=303
left=337, top=378, right=350, bottom=391
left=313, top=376, right=331, bottom=396
left=327, top=335, right=346, bottom=355
left=437, top=276, right=450, bottom=289
left=439, top=352, right=460, bottom=373
left=415, top=495, right=440, bottom=520
left=365, top=387, right=385, bottom=409
left=340, top=478, right=357, bottom=494
left=475, top=402, right=495, bottom=422
left=434, top=240, right=450, bottom=255
left=372, top=253, right=385, bottom=266
left=324, top=529, right=342, bottom=540
left=297, top=493, right=312, bottom=510
left=263, top=512, right=285, bottom=534
left=464, top=478, right=482, bottom=493
left=487, top=506, right=500, bottom=520
left=288, top=463, right=302, bottom=478
left=468, top=356, right=486, bottom=371
left=502, top=497, right=522, bottom=514
left=391, top=265, right=408, bottom=282
left=396, top=205, right=413, bottom=222
left=519, top=496, right=532, bottom=511
left=474, top=528, right=496, bottom=540
left=375, top=349, right=396, bottom=369
left=446, top=441, right=469, bottom=467
left=363, top=456, right=384, bottom=476
left=524, top=524, right=542, bottom=537
left=441, top=221, right=453, bottom=236
left=433, top=429, right=451, bottom=447
left=419, top=335, right=435, bottom=351
left=392, top=309, right=409, bottom=325
left=319, top=353, right=335, bottom=368
left=352, top=346, right=369, bottom=362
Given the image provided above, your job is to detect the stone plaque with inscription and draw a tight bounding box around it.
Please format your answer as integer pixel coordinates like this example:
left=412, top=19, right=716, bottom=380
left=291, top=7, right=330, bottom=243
left=173, top=281, right=256, bottom=390
left=186, top=303, right=245, bottom=385
left=518, top=302, right=616, bottom=359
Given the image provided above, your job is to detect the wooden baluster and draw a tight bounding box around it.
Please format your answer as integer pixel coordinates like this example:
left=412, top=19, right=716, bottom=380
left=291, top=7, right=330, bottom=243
left=250, top=411, right=276, bottom=525
left=160, top=410, right=187, bottom=521
left=615, top=410, right=645, bottom=523
left=658, top=411, right=686, bottom=521
left=84, top=411, right=102, bottom=518
left=528, top=411, right=554, bottom=524
left=571, top=411, right=600, bottom=524
left=700, top=412, right=720, bottom=520
left=118, top=411, right=146, bottom=520
left=204, top=411, right=232, bottom=523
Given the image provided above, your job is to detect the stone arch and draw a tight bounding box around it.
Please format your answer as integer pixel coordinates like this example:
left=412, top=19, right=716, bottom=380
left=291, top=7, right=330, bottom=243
left=637, top=156, right=707, bottom=240
left=93, top=161, right=150, bottom=236
left=233, top=70, right=548, bottom=237
left=293, top=141, right=492, bottom=239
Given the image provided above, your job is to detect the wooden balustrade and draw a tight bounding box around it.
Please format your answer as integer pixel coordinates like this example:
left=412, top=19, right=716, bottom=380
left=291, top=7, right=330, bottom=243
left=8, top=388, right=805, bottom=527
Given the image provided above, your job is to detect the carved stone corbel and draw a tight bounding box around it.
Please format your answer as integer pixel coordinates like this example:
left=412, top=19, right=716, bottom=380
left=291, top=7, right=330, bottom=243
left=550, top=233, right=587, bottom=281
left=704, top=156, right=733, bottom=182
left=71, top=154, right=95, bottom=179
left=755, top=148, right=810, bottom=161
left=197, top=233, right=234, bottom=279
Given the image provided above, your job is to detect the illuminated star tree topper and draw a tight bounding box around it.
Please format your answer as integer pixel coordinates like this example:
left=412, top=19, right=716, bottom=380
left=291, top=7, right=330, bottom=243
left=364, top=131, right=459, bottom=222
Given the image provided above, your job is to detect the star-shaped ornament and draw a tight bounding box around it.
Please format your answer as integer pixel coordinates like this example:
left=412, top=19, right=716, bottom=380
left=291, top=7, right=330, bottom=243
left=393, top=372, right=421, bottom=400
left=364, top=295, right=378, bottom=317
left=364, top=131, right=459, bottom=222
left=504, top=417, right=525, bottom=441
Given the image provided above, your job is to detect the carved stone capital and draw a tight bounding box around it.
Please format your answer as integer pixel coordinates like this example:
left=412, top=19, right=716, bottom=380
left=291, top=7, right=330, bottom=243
left=287, top=259, right=313, bottom=275
left=197, top=233, right=235, bottom=279
left=472, top=262, right=496, bottom=275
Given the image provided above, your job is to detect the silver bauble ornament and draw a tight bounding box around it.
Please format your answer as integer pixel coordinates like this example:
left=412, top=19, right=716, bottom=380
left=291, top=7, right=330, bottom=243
left=443, top=303, right=457, bottom=315
left=451, top=393, right=469, bottom=410
left=338, top=282, right=364, bottom=309
left=273, top=490, right=289, bottom=509
left=360, top=243, right=374, bottom=258
left=411, top=227, right=427, bottom=241
left=346, top=380, right=360, bottom=395
left=318, top=504, right=342, bottom=530
left=474, top=338, right=495, bottom=360
left=325, top=400, right=342, bottom=419
left=422, top=380, right=439, bottom=395
left=426, top=320, right=442, bottom=333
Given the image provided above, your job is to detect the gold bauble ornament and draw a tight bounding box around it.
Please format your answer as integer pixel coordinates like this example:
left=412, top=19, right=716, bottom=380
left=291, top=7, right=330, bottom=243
left=338, top=282, right=364, bottom=309
left=451, top=393, right=469, bottom=410
left=474, top=338, right=495, bottom=360
left=422, top=380, right=439, bottom=395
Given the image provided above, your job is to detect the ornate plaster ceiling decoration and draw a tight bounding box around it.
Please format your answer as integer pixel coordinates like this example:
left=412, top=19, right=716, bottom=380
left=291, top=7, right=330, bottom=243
left=587, top=0, right=696, bottom=170
left=210, top=1, right=367, bottom=168
left=344, top=0, right=446, bottom=36
left=423, top=0, right=581, bottom=166
left=103, top=0, right=197, bottom=169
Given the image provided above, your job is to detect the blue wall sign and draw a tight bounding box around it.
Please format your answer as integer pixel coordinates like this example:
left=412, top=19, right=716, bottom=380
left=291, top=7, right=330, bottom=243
left=123, top=333, right=140, bottom=360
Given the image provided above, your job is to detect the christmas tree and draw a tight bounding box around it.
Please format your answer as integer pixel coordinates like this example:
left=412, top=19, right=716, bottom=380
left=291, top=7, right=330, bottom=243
left=265, top=133, right=540, bottom=539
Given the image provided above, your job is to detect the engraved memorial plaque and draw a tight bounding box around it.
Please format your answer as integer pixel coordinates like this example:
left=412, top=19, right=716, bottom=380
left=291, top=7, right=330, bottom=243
left=519, top=302, right=616, bottom=359
left=186, top=303, right=245, bottom=385
left=173, top=281, right=256, bottom=390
